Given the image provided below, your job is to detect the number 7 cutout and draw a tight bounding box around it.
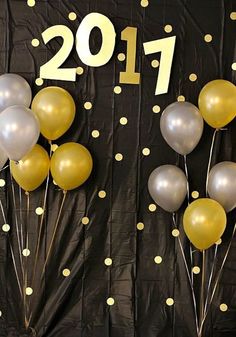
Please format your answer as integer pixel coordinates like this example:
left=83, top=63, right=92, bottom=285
left=143, top=36, right=176, bottom=95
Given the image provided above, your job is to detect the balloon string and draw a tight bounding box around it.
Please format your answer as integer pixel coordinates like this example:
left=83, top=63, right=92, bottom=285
left=183, top=155, right=190, bottom=203
left=19, top=187, right=24, bottom=255
left=0, top=164, right=9, bottom=172
left=199, top=250, right=206, bottom=335
left=23, top=192, right=30, bottom=330
left=205, top=129, right=218, bottom=196
left=172, top=213, right=199, bottom=335
left=198, top=223, right=236, bottom=336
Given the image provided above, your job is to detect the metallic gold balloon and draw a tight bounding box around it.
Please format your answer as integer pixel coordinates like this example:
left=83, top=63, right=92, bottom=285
left=198, top=80, right=236, bottom=128
left=31, top=87, right=76, bottom=140
left=183, top=198, right=226, bottom=250
left=10, top=144, right=50, bottom=192
left=50, top=142, right=93, bottom=191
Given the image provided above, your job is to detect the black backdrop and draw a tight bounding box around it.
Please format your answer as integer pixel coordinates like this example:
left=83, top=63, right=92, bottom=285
left=0, top=0, right=236, bottom=336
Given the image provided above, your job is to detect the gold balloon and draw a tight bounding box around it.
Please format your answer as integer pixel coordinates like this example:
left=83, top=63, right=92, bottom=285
left=183, top=198, right=226, bottom=250
left=31, top=86, right=76, bottom=140
left=10, top=144, right=50, bottom=192
left=198, top=79, right=236, bottom=128
left=50, top=142, right=93, bottom=191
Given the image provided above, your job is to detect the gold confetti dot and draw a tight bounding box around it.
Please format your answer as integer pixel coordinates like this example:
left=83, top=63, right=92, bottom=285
left=84, top=102, right=92, bottom=110
left=152, top=105, right=161, bottom=113
left=26, top=287, right=33, bottom=296
left=177, top=95, right=185, bottom=102
left=68, top=12, right=77, bottom=21
left=191, top=191, right=199, bottom=199
left=27, top=0, right=35, bottom=7
left=172, top=229, right=180, bottom=237
left=31, top=38, right=40, bottom=47
left=98, top=190, right=106, bottom=198
left=115, top=153, right=123, bottom=161
left=220, top=303, right=228, bottom=312
left=166, top=298, right=174, bottom=306
left=231, top=63, right=236, bottom=70
left=120, top=117, right=128, bottom=125
left=192, top=266, right=201, bottom=274
left=204, top=34, right=212, bottom=42
left=35, top=78, right=43, bottom=86
left=62, top=268, right=71, bottom=277
left=215, top=238, right=222, bottom=245
left=51, top=144, right=58, bottom=152
left=35, top=207, right=44, bottom=215
left=2, top=224, right=10, bottom=232
left=137, top=222, right=144, bottom=230
left=104, top=258, right=113, bottom=266
left=91, top=130, right=100, bottom=138
left=22, top=249, right=30, bottom=257
left=117, top=53, right=126, bottom=61
left=230, top=12, right=236, bottom=20
left=107, top=297, right=115, bottom=306
left=0, top=311, right=2, bottom=317
left=189, top=73, right=197, bottom=82
left=149, top=204, right=157, bottom=212
left=142, top=148, right=150, bottom=156
left=82, top=217, right=89, bottom=225
left=76, top=67, right=84, bottom=75
left=154, top=256, right=162, bottom=264
left=151, top=60, right=159, bottom=68
left=114, top=86, right=122, bottom=94
left=140, top=0, right=149, bottom=7
left=164, top=25, right=173, bottom=33
left=0, top=179, right=5, bottom=187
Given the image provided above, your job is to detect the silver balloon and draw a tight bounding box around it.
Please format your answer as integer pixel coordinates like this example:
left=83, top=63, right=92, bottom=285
left=0, top=105, right=40, bottom=161
left=0, top=146, right=8, bottom=170
left=148, top=165, right=187, bottom=212
left=0, top=73, right=32, bottom=113
left=160, top=102, right=204, bottom=155
left=208, top=161, right=236, bottom=212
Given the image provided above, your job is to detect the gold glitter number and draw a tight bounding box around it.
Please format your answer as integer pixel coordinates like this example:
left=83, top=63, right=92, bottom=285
left=119, top=27, right=140, bottom=84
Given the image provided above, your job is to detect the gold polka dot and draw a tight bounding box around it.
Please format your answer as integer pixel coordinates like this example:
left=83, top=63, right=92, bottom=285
left=192, top=266, right=201, bottom=274
left=25, top=287, right=33, bottom=296
left=0, top=179, right=5, bottom=187
left=230, top=12, right=236, bottom=20
left=189, top=73, right=197, bottom=82
left=215, top=238, right=222, bottom=245
left=62, top=269, right=71, bottom=277
left=35, top=207, right=44, bottom=215
left=191, top=191, right=199, bottom=199
left=27, top=0, right=35, bottom=7
left=140, top=0, right=149, bottom=7
left=91, top=130, right=100, bottom=138
left=51, top=144, right=58, bottom=152
left=149, top=204, right=157, bottom=212
left=151, top=60, right=159, bottom=68
left=220, top=303, right=228, bottom=312
left=107, top=297, right=115, bottom=306
left=154, top=256, right=162, bottom=264
left=0, top=311, right=2, bottom=317
left=172, top=229, right=180, bottom=237
left=76, top=67, right=84, bottom=75
left=2, top=224, right=10, bottom=232
left=142, top=148, right=150, bottom=156
left=82, top=217, right=89, bottom=225
left=84, top=102, right=92, bottom=110
left=31, top=38, right=40, bottom=47
left=115, top=153, right=123, bottom=161
left=204, top=34, right=212, bottom=42
left=114, top=86, right=122, bottom=94
left=98, top=190, right=106, bottom=198
left=137, top=222, right=144, bottom=231
left=120, top=117, right=128, bottom=125
left=118, top=53, right=126, bottom=61
left=104, top=258, right=113, bottom=266
left=166, top=298, right=174, bottom=306
left=164, top=25, right=173, bottom=33
left=231, top=63, right=236, bottom=70
left=152, top=105, right=161, bottom=113
left=35, top=78, right=43, bottom=86
left=68, top=12, right=77, bottom=21
left=22, top=249, right=30, bottom=257
left=177, top=95, right=185, bottom=102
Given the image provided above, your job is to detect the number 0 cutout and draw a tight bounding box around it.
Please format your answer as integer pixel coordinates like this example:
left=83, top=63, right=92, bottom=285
left=76, top=13, right=116, bottom=67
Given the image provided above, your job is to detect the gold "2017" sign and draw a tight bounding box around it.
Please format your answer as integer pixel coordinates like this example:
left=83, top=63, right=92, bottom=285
left=40, top=12, right=176, bottom=95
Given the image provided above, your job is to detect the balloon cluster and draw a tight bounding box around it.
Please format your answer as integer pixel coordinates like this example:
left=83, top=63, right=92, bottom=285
left=148, top=79, right=236, bottom=250
left=0, top=73, right=93, bottom=192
